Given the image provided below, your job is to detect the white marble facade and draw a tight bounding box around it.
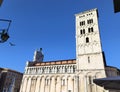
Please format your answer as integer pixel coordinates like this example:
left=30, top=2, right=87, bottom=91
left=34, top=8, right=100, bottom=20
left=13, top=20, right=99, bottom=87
left=20, top=8, right=119, bottom=92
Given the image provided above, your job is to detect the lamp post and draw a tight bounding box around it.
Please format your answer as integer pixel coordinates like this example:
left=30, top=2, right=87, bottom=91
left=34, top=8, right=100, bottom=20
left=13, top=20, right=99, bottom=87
left=0, top=0, right=3, bottom=6
left=0, top=19, right=12, bottom=43
left=113, top=0, right=120, bottom=13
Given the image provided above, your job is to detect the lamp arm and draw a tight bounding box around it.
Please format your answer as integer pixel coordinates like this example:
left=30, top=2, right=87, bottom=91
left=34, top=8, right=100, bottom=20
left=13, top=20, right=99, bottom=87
left=0, top=19, right=12, bottom=32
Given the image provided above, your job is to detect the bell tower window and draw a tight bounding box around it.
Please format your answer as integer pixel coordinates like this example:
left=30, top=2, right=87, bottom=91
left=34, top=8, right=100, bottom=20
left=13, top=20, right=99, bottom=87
left=91, top=27, right=93, bottom=32
left=86, top=37, right=89, bottom=43
left=80, top=29, right=85, bottom=35
left=80, top=30, right=82, bottom=34
left=88, top=27, right=94, bottom=33
left=87, top=19, right=93, bottom=24
left=83, top=29, right=85, bottom=34
left=88, top=28, right=91, bottom=33
left=80, top=21, right=85, bottom=26
left=88, top=56, right=90, bottom=63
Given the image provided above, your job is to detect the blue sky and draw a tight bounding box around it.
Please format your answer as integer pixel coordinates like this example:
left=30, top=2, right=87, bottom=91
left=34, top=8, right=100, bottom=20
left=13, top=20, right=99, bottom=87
left=0, top=0, right=120, bottom=73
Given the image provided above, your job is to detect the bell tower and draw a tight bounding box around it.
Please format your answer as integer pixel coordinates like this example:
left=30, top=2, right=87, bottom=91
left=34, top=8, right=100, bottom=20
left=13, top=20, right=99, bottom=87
left=75, top=8, right=106, bottom=70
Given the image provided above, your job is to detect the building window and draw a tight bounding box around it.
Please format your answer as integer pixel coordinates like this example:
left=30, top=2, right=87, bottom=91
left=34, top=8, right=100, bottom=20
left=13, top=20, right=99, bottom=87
left=87, top=19, right=93, bottom=24
left=88, top=56, right=90, bottom=63
left=88, top=27, right=94, bottom=33
left=83, top=29, right=85, bottom=34
left=80, top=21, right=85, bottom=26
left=88, top=76, right=92, bottom=84
left=88, top=76, right=93, bottom=92
left=80, top=30, right=82, bottom=34
left=80, top=29, right=85, bottom=35
left=91, top=27, right=93, bottom=32
left=88, top=28, right=91, bottom=33
left=86, top=37, right=89, bottom=43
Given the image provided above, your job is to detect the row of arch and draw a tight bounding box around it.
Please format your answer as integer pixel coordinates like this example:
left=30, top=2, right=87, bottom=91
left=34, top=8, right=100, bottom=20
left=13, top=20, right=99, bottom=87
left=80, top=27, right=94, bottom=35
left=20, top=75, right=75, bottom=92
left=78, top=41, right=99, bottom=47
left=79, top=19, right=94, bottom=26
left=20, top=71, right=106, bottom=92
left=25, top=65, right=76, bottom=75
left=78, top=31, right=98, bottom=38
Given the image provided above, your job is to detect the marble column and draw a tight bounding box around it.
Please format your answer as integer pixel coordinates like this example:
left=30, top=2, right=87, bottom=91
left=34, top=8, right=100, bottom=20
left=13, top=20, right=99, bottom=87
left=26, top=78, right=32, bottom=92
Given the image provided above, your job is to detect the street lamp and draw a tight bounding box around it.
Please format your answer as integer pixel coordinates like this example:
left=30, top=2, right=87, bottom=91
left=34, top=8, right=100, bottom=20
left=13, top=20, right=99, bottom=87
left=0, top=19, right=11, bottom=43
left=0, top=0, right=3, bottom=6
left=113, top=0, right=120, bottom=13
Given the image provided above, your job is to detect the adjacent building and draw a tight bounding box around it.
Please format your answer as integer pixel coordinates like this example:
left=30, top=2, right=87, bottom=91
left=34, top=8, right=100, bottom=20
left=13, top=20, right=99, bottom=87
left=20, top=8, right=120, bottom=92
left=0, top=68, right=3, bottom=79
left=0, top=68, right=23, bottom=92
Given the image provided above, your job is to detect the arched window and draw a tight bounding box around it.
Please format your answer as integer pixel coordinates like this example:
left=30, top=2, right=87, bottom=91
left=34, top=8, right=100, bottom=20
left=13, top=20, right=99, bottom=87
left=80, top=30, right=82, bottom=34
left=88, top=76, right=92, bottom=84
left=83, top=29, right=85, bottom=34
left=86, top=37, right=89, bottom=43
left=88, top=56, right=90, bottom=63
left=88, top=28, right=91, bottom=33
left=88, top=27, right=94, bottom=33
left=88, top=76, right=93, bottom=92
left=91, top=27, right=93, bottom=32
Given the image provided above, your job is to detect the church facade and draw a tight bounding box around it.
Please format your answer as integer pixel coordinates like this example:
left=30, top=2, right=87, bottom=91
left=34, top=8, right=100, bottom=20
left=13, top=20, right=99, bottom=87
left=20, top=8, right=120, bottom=92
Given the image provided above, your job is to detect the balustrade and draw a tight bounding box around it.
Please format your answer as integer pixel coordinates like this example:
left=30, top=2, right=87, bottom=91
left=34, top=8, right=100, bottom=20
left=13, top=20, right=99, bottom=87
left=25, top=64, right=76, bottom=75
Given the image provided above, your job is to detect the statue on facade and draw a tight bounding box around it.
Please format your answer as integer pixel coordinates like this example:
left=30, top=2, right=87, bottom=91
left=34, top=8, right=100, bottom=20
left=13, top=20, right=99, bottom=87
left=33, top=48, right=44, bottom=62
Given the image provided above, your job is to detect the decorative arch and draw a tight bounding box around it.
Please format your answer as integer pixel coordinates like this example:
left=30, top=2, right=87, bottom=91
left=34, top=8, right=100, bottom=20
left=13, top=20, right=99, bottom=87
left=34, top=76, right=41, bottom=92
left=86, top=72, right=92, bottom=76
left=45, top=75, right=50, bottom=79
left=95, top=72, right=102, bottom=78
left=67, top=75, right=74, bottom=91
left=86, top=72, right=96, bottom=92
left=20, top=76, right=28, bottom=92
left=23, top=76, right=28, bottom=80
left=40, top=76, right=45, bottom=92
left=31, top=76, right=37, bottom=80
left=86, top=37, right=89, bottom=43
left=55, top=76, right=61, bottom=92
left=30, top=76, right=37, bottom=92
left=36, top=76, right=41, bottom=79
left=55, top=75, right=61, bottom=79
left=41, top=75, right=45, bottom=79
left=45, top=76, right=50, bottom=86
left=49, top=76, right=55, bottom=92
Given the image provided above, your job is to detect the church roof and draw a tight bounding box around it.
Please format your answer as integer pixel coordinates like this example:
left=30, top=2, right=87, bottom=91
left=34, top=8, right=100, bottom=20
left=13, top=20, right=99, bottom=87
left=32, top=59, right=76, bottom=66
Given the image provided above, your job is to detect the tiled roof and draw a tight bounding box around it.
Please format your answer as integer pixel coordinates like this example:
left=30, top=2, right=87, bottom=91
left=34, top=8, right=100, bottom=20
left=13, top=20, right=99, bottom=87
left=33, top=59, right=76, bottom=66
